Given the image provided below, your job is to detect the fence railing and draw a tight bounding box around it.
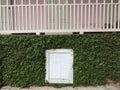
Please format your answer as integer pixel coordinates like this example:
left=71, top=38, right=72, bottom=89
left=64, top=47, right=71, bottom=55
left=0, top=0, right=120, bottom=34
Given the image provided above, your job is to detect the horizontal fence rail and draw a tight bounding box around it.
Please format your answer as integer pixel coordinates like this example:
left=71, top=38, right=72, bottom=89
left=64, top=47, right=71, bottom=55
left=0, top=0, right=120, bottom=34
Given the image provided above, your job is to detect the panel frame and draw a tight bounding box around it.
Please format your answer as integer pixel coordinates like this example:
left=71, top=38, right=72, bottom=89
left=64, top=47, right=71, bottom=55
left=45, top=49, right=73, bottom=84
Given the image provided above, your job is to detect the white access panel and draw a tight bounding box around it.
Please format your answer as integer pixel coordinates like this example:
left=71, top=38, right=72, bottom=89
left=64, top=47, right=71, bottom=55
left=45, top=49, right=73, bottom=84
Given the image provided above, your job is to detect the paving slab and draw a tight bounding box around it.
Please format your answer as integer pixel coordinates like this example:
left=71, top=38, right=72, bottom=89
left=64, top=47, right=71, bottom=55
left=10, top=87, right=20, bottom=90
left=47, top=87, right=57, bottom=90
left=105, top=85, right=120, bottom=90
left=74, top=87, right=85, bottom=90
left=29, top=86, right=40, bottom=90
left=38, top=87, right=48, bottom=90
left=61, top=87, right=75, bottom=90
left=1, top=85, right=120, bottom=90
left=20, top=88, right=29, bottom=90
left=1, top=86, right=11, bottom=90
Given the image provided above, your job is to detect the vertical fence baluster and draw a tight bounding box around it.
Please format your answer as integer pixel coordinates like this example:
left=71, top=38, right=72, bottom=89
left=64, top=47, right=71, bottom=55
left=3, top=4, right=5, bottom=30
left=40, top=5, right=42, bottom=30
left=55, top=4, right=57, bottom=29
left=7, top=0, right=9, bottom=30
left=11, top=5, right=13, bottom=30
left=62, top=4, right=64, bottom=29
left=114, top=4, right=117, bottom=29
left=21, top=0, right=24, bottom=30
left=56, top=0, right=58, bottom=29
left=14, top=0, right=17, bottom=30
left=36, top=0, right=38, bottom=30
left=48, top=5, right=50, bottom=29
left=103, top=0, right=105, bottom=29
left=99, top=3, right=102, bottom=29
left=88, top=0, right=90, bottom=29
left=33, top=5, right=35, bottom=30
left=29, top=0, right=31, bottom=30
left=92, top=4, right=94, bottom=29
left=73, top=0, right=75, bottom=29
left=44, top=0, right=46, bottom=30
left=70, top=4, right=72, bottom=29
left=84, top=4, right=87, bottom=29
left=107, top=4, right=109, bottom=29
left=66, top=0, right=68, bottom=29
left=110, top=0, right=113, bottom=29
left=25, top=5, right=28, bottom=30
left=59, top=0, right=60, bottom=29
left=77, top=4, right=79, bottom=29
left=118, top=0, right=120, bottom=29
left=0, top=0, right=1, bottom=30
left=18, top=4, right=20, bottom=30
left=52, top=0, right=54, bottom=29
left=81, top=0, right=83, bottom=29
left=95, top=0, right=98, bottom=29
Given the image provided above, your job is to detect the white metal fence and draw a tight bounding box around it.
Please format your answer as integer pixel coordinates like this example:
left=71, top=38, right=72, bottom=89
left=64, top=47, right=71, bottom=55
left=0, top=0, right=120, bottom=34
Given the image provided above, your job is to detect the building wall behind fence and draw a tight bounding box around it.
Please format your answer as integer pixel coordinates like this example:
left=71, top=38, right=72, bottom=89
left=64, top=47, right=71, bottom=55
left=9, top=0, right=119, bottom=30
left=11, top=0, right=44, bottom=30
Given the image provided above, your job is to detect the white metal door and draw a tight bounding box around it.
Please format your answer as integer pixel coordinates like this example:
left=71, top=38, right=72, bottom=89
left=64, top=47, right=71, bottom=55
left=46, top=49, right=73, bottom=84
left=49, top=53, right=72, bottom=80
left=0, top=0, right=11, bottom=30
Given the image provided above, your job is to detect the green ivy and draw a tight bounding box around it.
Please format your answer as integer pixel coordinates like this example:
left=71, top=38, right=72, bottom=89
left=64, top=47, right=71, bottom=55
left=0, top=34, right=120, bottom=88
